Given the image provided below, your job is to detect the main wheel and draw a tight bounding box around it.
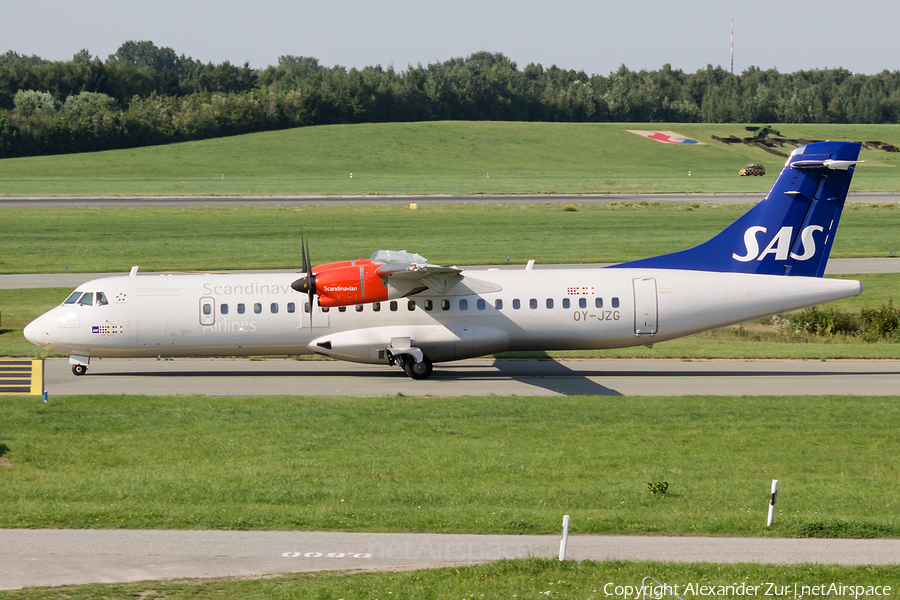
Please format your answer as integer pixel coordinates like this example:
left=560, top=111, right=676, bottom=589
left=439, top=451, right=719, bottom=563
left=405, top=356, right=433, bottom=380
left=72, top=364, right=87, bottom=376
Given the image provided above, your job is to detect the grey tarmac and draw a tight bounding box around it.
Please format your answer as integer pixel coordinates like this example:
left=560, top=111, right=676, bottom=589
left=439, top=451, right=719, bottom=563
left=3, top=528, right=900, bottom=590
left=39, top=357, right=900, bottom=397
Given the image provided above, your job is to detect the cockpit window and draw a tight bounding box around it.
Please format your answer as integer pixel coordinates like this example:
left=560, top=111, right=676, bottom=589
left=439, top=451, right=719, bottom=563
left=77, top=293, right=94, bottom=306
left=96, top=292, right=109, bottom=306
left=63, top=291, right=82, bottom=304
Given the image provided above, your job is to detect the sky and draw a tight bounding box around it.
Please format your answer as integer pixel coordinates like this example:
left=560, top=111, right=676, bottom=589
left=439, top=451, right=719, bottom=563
left=4, top=0, right=897, bottom=76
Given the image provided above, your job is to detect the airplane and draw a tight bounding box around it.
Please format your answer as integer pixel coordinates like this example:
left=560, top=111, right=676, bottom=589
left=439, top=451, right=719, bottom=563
left=24, top=141, right=864, bottom=380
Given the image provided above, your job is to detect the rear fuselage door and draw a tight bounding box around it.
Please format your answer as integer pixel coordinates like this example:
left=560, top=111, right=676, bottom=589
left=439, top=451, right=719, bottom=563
left=633, top=278, right=658, bottom=335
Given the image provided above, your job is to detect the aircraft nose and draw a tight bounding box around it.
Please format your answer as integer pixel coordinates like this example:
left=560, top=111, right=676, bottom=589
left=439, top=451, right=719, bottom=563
left=23, top=316, right=45, bottom=346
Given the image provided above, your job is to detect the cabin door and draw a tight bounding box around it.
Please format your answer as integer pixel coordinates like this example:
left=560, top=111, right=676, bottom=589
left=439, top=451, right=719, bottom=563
left=633, top=278, right=658, bottom=335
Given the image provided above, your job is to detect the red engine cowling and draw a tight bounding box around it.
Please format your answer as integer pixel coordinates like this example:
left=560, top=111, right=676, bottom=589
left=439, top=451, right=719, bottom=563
left=314, top=264, right=387, bottom=307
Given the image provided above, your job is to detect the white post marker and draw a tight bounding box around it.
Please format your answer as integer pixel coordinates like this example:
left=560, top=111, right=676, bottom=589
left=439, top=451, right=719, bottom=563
left=558, top=514, right=570, bottom=561
left=766, top=479, right=779, bottom=526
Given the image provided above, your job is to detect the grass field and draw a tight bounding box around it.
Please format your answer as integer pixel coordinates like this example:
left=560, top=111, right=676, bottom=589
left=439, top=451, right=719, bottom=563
left=2, top=394, right=898, bottom=537
left=0, top=202, right=898, bottom=274
left=1, top=559, right=897, bottom=600
left=1, top=122, right=900, bottom=196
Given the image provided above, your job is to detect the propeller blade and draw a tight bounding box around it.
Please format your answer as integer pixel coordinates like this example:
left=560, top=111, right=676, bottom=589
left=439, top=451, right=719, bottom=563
left=303, top=230, right=314, bottom=339
left=300, top=229, right=310, bottom=275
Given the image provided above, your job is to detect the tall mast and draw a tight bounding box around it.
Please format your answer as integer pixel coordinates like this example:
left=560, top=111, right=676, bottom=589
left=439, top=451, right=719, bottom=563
left=731, top=18, right=734, bottom=75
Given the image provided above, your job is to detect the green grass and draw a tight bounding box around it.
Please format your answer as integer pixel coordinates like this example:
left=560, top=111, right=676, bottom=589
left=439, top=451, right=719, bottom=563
left=2, top=559, right=898, bottom=599
left=1, top=202, right=899, bottom=274
left=1, top=122, right=900, bottom=196
left=2, top=394, right=899, bottom=536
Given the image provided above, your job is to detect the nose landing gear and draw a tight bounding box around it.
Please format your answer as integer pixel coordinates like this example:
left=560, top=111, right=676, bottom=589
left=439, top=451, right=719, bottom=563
left=69, top=355, right=90, bottom=376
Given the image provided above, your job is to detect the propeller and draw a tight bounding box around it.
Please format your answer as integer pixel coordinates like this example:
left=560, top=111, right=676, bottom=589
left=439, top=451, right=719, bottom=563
left=291, top=230, right=316, bottom=338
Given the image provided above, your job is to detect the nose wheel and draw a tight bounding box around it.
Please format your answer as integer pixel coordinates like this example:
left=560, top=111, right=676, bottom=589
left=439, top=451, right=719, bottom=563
left=72, top=364, right=87, bottom=376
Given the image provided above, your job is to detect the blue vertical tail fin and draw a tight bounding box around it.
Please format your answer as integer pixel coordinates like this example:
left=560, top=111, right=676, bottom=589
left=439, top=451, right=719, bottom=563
left=609, top=141, right=862, bottom=277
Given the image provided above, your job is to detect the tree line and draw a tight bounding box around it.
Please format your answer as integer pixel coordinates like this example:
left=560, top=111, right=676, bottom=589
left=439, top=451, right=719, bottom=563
left=2, top=41, right=900, bottom=158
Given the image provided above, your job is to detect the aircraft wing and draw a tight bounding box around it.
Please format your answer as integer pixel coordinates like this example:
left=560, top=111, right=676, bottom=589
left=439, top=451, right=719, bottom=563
left=374, top=262, right=463, bottom=295
left=371, top=250, right=463, bottom=294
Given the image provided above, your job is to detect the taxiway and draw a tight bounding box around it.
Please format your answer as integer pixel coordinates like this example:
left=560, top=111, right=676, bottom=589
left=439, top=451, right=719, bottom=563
left=39, top=357, right=900, bottom=397
left=4, top=529, right=900, bottom=590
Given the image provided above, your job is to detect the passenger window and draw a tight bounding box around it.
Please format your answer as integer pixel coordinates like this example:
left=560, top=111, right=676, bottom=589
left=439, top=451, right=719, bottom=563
left=512, top=299, right=520, bottom=310
left=338, top=306, right=347, bottom=312
left=63, top=292, right=82, bottom=304
left=221, top=304, right=229, bottom=315
left=460, top=299, right=468, bottom=310
left=288, top=302, right=296, bottom=313
left=355, top=305, right=364, bottom=312
left=373, top=302, right=381, bottom=312
left=203, top=303, right=212, bottom=315
left=562, top=298, right=570, bottom=309
left=390, top=301, right=398, bottom=312
left=441, top=299, right=450, bottom=311
left=495, top=299, right=503, bottom=310
left=546, top=298, right=553, bottom=309
left=254, top=303, right=262, bottom=314
left=579, top=298, right=587, bottom=309
left=321, top=306, right=329, bottom=313
left=424, top=300, right=433, bottom=311
left=408, top=301, right=416, bottom=311
left=477, top=299, right=486, bottom=310
left=304, top=302, right=311, bottom=313
left=238, top=303, right=245, bottom=314
left=612, top=297, right=620, bottom=308
left=529, top=299, right=537, bottom=309
left=595, top=298, right=603, bottom=309
left=270, top=303, right=278, bottom=314
left=78, top=293, right=94, bottom=306
left=96, top=292, right=109, bottom=306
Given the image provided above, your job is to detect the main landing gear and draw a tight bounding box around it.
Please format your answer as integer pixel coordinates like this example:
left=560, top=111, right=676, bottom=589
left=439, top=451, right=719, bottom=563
left=401, top=355, right=433, bottom=380
left=72, top=364, right=87, bottom=376
left=387, top=350, right=434, bottom=380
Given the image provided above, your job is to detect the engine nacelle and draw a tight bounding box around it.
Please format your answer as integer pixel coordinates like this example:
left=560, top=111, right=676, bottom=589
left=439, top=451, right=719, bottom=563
left=314, top=264, right=388, bottom=307
left=311, top=258, right=374, bottom=274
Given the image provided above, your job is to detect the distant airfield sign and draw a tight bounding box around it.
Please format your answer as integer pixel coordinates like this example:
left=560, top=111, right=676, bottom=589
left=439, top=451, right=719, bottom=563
left=627, top=130, right=704, bottom=145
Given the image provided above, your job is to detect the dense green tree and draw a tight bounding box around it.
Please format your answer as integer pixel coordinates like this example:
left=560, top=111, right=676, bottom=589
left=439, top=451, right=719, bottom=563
left=3, top=42, right=900, bottom=158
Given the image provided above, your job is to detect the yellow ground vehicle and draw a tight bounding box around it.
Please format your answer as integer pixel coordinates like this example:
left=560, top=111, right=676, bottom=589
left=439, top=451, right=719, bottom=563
left=739, top=163, right=766, bottom=176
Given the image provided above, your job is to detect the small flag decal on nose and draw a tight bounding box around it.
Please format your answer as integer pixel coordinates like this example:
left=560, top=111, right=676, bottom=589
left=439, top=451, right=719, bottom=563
left=92, top=325, right=123, bottom=334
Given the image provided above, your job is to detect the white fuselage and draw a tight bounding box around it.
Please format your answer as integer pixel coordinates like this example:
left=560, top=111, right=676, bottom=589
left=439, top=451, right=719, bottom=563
left=25, top=267, right=863, bottom=366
